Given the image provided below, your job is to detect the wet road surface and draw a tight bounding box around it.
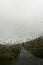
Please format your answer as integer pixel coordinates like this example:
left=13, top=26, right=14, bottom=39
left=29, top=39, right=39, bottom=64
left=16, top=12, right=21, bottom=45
left=15, top=47, right=43, bottom=65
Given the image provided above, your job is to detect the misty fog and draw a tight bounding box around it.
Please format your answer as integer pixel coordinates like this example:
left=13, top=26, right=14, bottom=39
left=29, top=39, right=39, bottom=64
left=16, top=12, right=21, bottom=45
left=0, top=0, right=43, bottom=43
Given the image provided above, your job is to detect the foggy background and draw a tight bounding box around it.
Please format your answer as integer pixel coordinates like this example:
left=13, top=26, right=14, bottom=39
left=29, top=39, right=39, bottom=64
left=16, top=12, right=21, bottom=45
left=0, top=0, right=43, bottom=43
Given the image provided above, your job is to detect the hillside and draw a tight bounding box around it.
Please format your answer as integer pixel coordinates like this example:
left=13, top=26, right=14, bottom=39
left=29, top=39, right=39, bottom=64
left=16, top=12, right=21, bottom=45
left=22, top=36, right=43, bottom=58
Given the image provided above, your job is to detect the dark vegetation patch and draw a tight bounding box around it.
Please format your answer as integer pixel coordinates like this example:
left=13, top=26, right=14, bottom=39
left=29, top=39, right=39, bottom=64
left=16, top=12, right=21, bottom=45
left=0, top=43, right=21, bottom=60
left=0, top=43, right=22, bottom=65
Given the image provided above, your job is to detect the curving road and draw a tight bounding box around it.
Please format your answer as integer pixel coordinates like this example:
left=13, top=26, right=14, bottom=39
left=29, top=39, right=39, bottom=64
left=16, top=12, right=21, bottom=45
left=15, top=47, right=43, bottom=65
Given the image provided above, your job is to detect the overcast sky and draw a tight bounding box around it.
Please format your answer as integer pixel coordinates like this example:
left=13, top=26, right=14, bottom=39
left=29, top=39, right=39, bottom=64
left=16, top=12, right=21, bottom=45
left=0, top=0, right=43, bottom=42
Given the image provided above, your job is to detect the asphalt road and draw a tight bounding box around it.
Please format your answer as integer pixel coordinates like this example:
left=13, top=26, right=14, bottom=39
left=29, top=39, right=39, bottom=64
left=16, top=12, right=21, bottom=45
left=15, top=47, right=43, bottom=65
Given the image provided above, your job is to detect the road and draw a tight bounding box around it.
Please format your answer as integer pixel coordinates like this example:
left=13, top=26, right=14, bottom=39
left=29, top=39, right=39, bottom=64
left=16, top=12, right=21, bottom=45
left=15, top=47, right=43, bottom=65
